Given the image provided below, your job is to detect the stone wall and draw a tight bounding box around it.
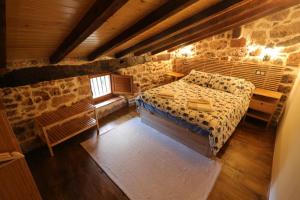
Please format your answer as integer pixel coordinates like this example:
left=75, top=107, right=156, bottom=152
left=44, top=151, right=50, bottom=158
left=117, top=60, right=173, bottom=93
left=0, top=76, right=92, bottom=152
left=0, top=54, right=173, bottom=152
left=172, top=5, right=300, bottom=123
left=1, top=5, right=300, bottom=152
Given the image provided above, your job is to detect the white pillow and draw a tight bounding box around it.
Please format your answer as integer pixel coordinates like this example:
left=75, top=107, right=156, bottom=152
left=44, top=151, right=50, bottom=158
left=181, top=70, right=212, bottom=87
left=208, top=74, right=244, bottom=94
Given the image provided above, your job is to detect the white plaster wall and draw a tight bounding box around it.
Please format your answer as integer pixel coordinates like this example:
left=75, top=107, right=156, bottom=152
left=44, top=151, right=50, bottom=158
left=269, top=69, right=300, bottom=200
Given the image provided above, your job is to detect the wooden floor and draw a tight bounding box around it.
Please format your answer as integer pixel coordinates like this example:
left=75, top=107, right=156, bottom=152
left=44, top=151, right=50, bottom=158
left=26, top=106, right=275, bottom=200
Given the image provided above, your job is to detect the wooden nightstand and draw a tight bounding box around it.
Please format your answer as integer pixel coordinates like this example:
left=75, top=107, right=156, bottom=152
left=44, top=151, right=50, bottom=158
left=166, top=71, right=185, bottom=81
left=244, top=88, right=282, bottom=128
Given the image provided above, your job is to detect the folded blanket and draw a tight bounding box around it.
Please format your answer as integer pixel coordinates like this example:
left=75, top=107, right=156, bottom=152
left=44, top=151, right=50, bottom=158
left=158, top=89, right=174, bottom=99
left=187, top=98, right=210, bottom=104
left=187, top=101, right=214, bottom=112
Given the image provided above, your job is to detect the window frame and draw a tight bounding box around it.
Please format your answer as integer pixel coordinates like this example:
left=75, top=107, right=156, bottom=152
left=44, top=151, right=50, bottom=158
left=89, top=73, right=114, bottom=104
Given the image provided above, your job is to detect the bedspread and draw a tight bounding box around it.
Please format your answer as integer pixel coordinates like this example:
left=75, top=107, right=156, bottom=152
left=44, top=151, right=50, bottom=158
left=137, top=79, right=254, bottom=155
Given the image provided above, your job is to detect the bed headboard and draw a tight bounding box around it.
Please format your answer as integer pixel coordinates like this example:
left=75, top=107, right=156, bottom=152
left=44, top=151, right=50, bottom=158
left=173, top=57, right=284, bottom=91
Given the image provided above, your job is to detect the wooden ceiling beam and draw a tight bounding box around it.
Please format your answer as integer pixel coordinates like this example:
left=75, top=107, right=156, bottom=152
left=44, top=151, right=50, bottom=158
left=115, top=0, right=243, bottom=58
left=135, top=0, right=263, bottom=56
left=49, top=0, right=128, bottom=64
left=153, top=0, right=300, bottom=54
left=0, top=0, right=6, bottom=68
left=87, top=0, right=198, bottom=61
left=139, top=0, right=300, bottom=56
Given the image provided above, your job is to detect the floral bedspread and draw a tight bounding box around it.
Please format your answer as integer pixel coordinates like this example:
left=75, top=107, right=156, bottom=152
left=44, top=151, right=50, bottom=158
left=138, top=79, right=254, bottom=155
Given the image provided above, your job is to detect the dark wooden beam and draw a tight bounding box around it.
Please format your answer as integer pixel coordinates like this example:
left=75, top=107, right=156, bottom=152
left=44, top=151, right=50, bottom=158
left=115, top=0, right=243, bottom=58
left=0, top=0, right=6, bottom=68
left=140, top=0, right=300, bottom=55
left=87, top=0, right=198, bottom=61
left=49, top=0, right=128, bottom=64
left=135, top=0, right=263, bottom=56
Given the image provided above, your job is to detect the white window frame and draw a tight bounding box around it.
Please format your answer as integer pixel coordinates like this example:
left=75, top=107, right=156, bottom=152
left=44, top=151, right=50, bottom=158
left=89, top=74, right=112, bottom=99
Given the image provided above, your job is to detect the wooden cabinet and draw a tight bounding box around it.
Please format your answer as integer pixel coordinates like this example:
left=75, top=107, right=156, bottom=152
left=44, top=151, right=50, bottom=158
left=245, top=88, right=282, bottom=127
left=0, top=103, right=41, bottom=200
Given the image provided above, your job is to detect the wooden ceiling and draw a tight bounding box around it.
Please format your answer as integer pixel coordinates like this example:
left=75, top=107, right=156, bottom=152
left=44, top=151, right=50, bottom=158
left=3, top=0, right=300, bottom=65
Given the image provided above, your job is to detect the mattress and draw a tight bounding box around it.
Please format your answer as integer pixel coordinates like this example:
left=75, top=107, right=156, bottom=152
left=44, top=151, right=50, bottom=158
left=137, top=79, right=253, bottom=155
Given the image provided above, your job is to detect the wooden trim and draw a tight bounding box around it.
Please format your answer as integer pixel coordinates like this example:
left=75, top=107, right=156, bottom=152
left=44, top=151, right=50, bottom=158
left=87, top=0, right=198, bottom=60
left=136, top=0, right=300, bottom=55
left=92, top=93, right=114, bottom=104
left=0, top=158, right=42, bottom=200
left=0, top=103, right=22, bottom=153
left=111, top=74, right=134, bottom=94
left=139, top=107, right=213, bottom=158
left=174, top=57, right=284, bottom=91
left=115, top=0, right=243, bottom=58
left=0, top=0, right=6, bottom=68
left=88, top=72, right=111, bottom=79
left=49, top=0, right=128, bottom=64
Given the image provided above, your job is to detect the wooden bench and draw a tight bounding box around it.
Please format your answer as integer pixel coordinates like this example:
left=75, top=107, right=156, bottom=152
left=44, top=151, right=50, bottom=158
left=36, top=99, right=99, bottom=156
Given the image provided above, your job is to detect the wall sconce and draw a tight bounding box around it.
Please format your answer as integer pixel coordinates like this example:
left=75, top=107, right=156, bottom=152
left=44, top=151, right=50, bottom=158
left=178, top=45, right=194, bottom=57
left=247, top=45, right=281, bottom=61
left=261, top=48, right=280, bottom=61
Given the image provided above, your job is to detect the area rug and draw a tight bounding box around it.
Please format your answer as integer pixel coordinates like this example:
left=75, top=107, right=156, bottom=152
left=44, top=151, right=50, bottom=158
left=81, top=117, right=221, bottom=200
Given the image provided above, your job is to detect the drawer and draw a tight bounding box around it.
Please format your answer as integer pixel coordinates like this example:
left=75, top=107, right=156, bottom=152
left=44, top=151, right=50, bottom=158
left=249, top=99, right=276, bottom=114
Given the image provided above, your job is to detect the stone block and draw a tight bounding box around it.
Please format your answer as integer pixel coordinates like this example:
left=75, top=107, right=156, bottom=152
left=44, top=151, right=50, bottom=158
left=251, top=31, right=267, bottom=45
left=281, top=74, right=296, bottom=83
left=32, top=91, right=50, bottom=101
left=287, top=52, right=300, bottom=67
left=266, top=9, right=290, bottom=21
left=232, top=27, right=242, bottom=38
left=48, top=87, right=61, bottom=96
left=270, top=21, right=300, bottom=38
left=210, top=40, right=227, bottom=50
left=230, top=38, right=246, bottom=47
left=51, top=94, right=76, bottom=107
left=277, top=36, right=300, bottom=47
left=278, top=85, right=292, bottom=94
left=78, top=86, right=91, bottom=96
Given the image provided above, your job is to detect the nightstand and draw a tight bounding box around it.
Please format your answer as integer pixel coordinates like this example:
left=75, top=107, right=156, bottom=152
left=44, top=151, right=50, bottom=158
left=166, top=71, right=185, bottom=81
left=244, top=88, right=282, bottom=128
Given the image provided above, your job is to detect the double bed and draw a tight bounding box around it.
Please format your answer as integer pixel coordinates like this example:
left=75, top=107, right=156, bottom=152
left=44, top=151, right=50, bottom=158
left=137, top=70, right=255, bottom=157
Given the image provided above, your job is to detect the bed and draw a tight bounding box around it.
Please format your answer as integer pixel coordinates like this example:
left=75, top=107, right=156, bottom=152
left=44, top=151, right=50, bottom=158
left=136, top=70, right=255, bottom=157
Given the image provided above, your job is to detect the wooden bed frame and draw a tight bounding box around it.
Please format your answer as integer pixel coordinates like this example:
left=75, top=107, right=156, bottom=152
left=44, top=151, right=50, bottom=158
left=139, top=107, right=213, bottom=158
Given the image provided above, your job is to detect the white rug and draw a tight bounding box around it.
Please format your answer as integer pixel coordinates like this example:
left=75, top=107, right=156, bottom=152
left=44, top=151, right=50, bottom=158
left=81, top=117, right=221, bottom=200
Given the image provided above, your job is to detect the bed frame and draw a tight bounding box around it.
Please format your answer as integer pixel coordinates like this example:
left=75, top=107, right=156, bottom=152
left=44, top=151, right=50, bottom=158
left=139, top=107, right=213, bottom=158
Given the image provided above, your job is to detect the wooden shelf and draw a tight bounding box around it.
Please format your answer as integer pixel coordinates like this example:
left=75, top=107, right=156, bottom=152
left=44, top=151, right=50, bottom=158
left=246, top=109, right=271, bottom=122
left=166, top=71, right=185, bottom=80
left=48, top=116, right=96, bottom=146
left=36, top=99, right=99, bottom=156
left=253, top=88, right=282, bottom=99
left=36, top=100, right=95, bottom=128
left=244, top=88, right=282, bottom=128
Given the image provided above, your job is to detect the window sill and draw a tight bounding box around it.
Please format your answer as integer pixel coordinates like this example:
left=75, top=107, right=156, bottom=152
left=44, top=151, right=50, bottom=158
left=94, top=96, right=126, bottom=109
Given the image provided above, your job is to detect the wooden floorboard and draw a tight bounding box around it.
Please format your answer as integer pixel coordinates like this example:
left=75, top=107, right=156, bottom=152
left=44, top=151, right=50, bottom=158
left=26, top=106, right=275, bottom=200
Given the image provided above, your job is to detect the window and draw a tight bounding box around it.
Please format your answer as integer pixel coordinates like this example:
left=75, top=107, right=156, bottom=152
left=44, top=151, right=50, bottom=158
left=90, top=74, right=112, bottom=99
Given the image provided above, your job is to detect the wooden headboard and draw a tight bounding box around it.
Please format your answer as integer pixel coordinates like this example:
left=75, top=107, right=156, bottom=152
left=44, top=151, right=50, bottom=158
left=173, top=57, right=284, bottom=91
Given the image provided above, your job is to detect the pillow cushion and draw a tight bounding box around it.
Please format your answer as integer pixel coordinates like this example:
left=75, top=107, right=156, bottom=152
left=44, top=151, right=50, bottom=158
left=208, top=74, right=244, bottom=94
left=181, top=70, right=212, bottom=87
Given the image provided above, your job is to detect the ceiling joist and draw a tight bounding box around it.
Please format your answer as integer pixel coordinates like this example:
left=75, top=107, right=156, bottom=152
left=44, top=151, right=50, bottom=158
left=0, top=0, right=6, bottom=68
left=49, top=0, right=128, bottom=64
left=115, top=0, right=243, bottom=58
left=135, top=0, right=263, bottom=56
left=138, top=0, right=300, bottom=55
left=87, top=0, right=198, bottom=61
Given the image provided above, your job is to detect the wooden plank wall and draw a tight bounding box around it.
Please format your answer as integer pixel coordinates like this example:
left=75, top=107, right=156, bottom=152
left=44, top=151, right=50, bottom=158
left=173, top=57, right=284, bottom=91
